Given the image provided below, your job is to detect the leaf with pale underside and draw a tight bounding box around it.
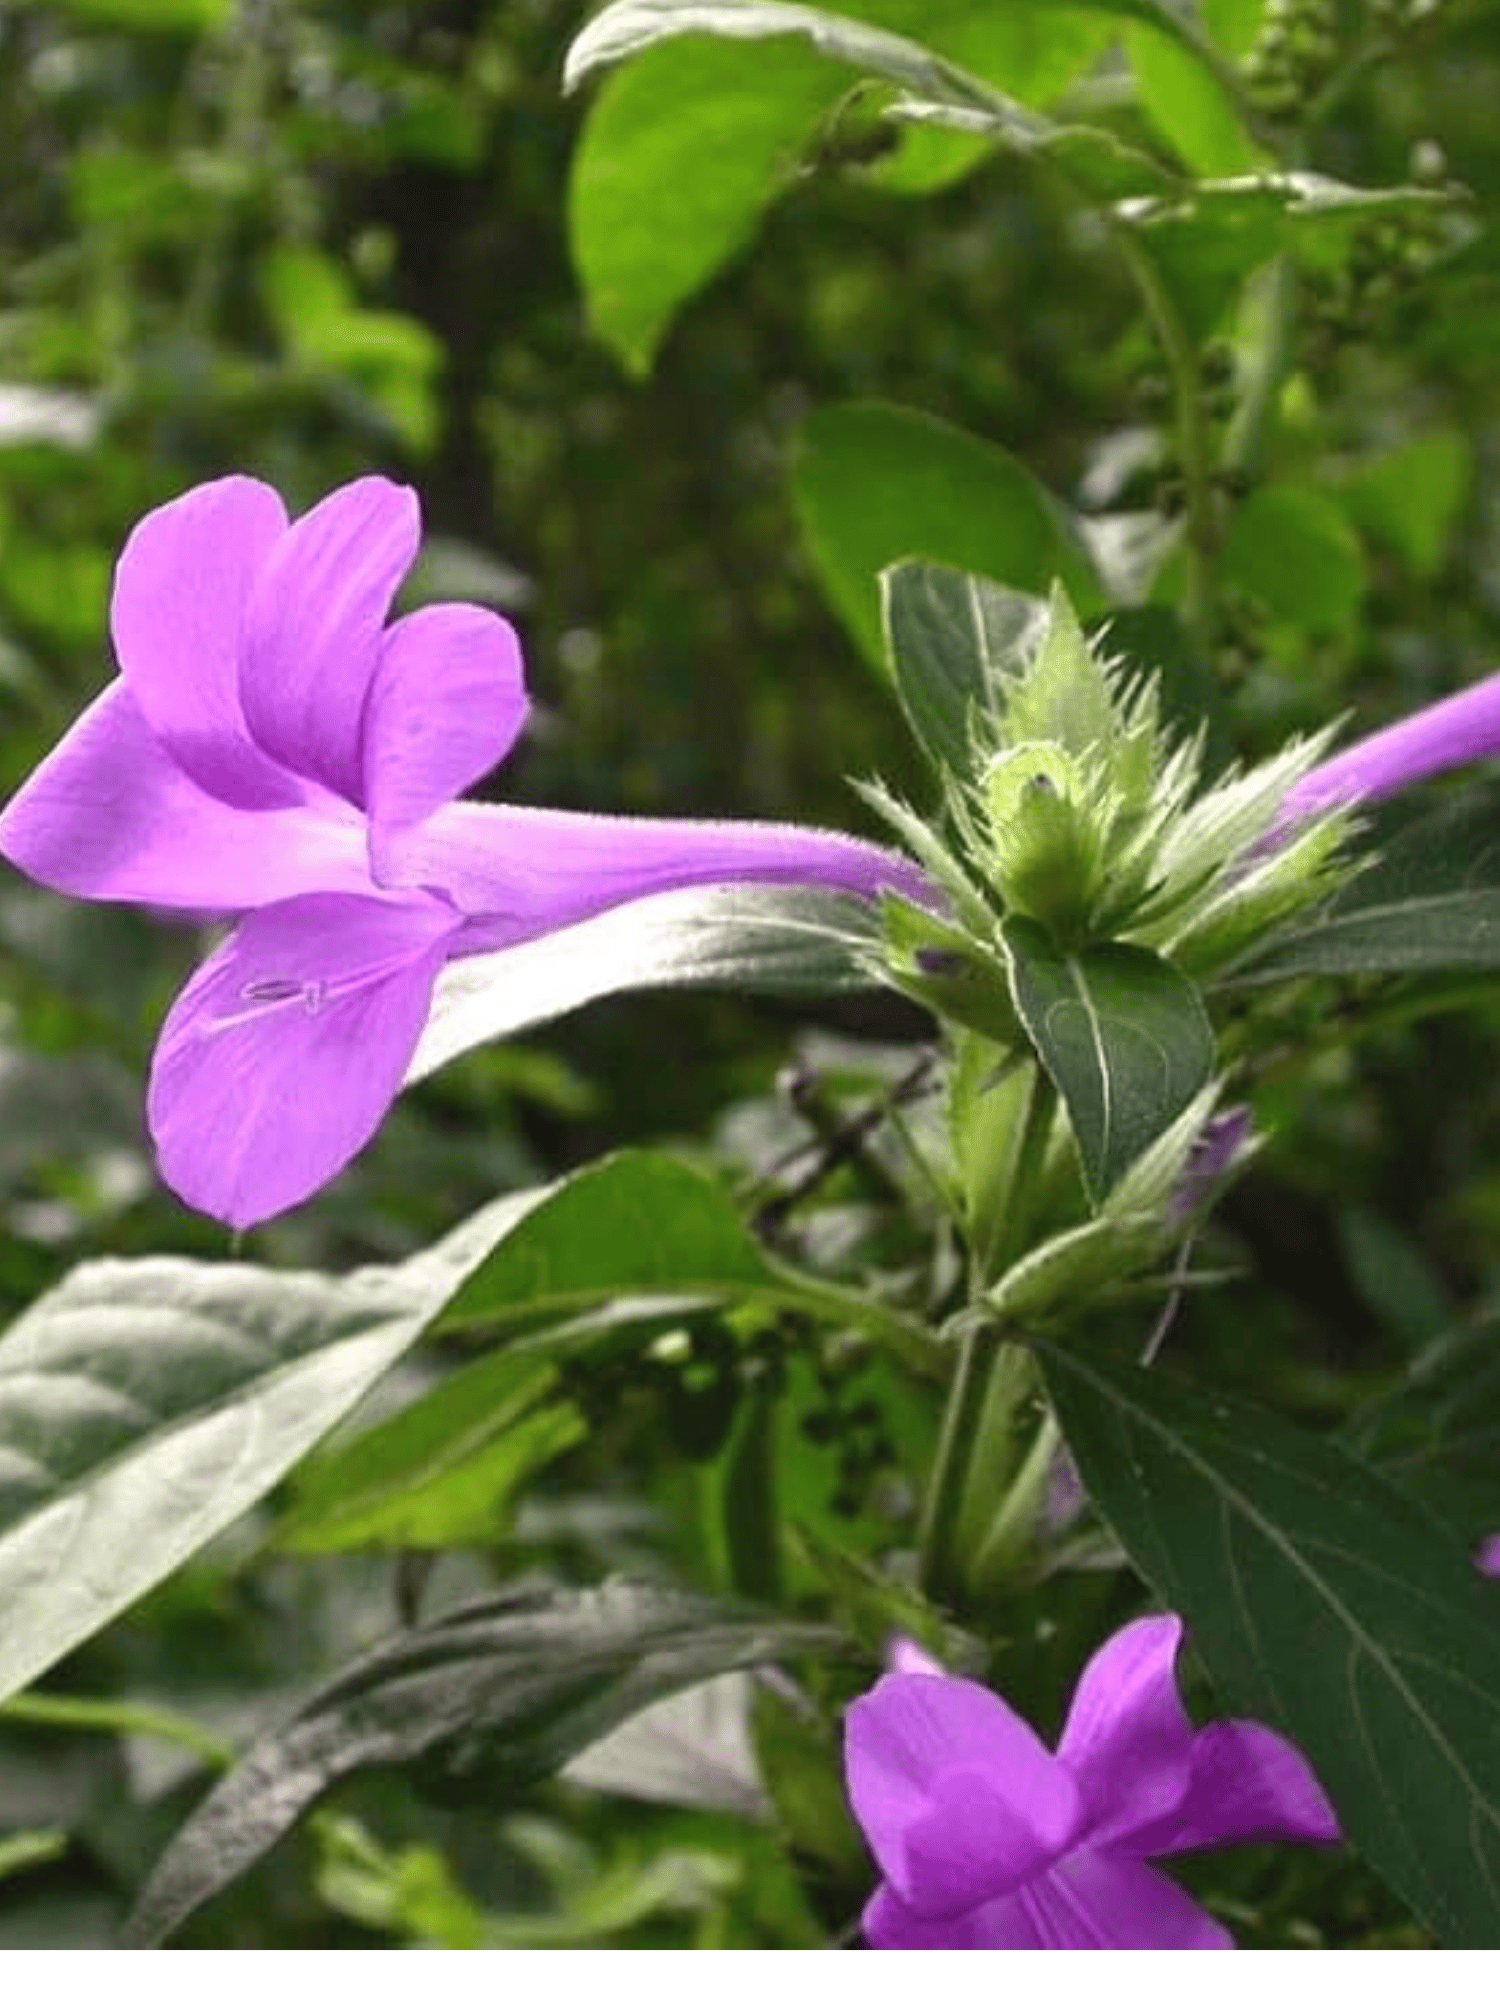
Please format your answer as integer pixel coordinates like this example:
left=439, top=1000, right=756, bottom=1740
left=0, top=1188, right=552, bottom=1706
left=125, top=1583, right=838, bottom=1946
left=406, top=883, right=881, bottom=1087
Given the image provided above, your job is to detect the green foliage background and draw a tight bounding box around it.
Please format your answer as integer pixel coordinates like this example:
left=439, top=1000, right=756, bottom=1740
left=0, top=0, right=1497, bottom=1948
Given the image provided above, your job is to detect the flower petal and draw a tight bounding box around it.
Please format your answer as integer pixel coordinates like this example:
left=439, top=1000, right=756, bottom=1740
left=386, top=802, right=940, bottom=946
left=1126, top=1719, right=1340, bottom=1858
left=110, top=476, right=301, bottom=809
left=845, top=1674, right=1079, bottom=1915
left=1019, top=1851, right=1234, bottom=1949
left=148, top=890, right=461, bottom=1227
left=1284, top=670, right=1500, bottom=823
left=364, top=604, right=528, bottom=869
left=0, top=682, right=368, bottom=910
left=862, top=1881, right=1047, bottom=1950
left=240, top=476, right=420, bottom=804
left=886, top=1635, right=947, bottom=1677
left=1057, top=1613, right=1195, bottom=1849
left=1476, top=1533, right=1500, bottom=1578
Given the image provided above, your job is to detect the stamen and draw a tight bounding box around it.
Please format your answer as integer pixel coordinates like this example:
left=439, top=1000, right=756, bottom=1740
left=201, top=976, right=331, bottom=1038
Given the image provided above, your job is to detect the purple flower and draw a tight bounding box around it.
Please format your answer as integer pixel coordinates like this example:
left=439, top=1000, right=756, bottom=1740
left=1476, top=1534, right=1500, bottom=1578
left=844, top=1612, right=1339, bottom=1949
left=0, top=475, right=933, bottom=1227
left=1283, top=671, right=1500, bottom=825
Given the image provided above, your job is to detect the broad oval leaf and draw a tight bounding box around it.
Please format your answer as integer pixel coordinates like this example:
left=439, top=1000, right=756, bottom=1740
left=405, top=882, right=881, bottom=1087
left=125, top=1583, right=839, bottom=1946
left=1004, top=915, right=1215, bottom=1204
left=0, top=1188, right=552, bottom=1706
left=568, top=35, right=841, bottom=375
left=1038, top=1340, right=1500, bottom=1948
left=794, top=401, right=1097, bottom=668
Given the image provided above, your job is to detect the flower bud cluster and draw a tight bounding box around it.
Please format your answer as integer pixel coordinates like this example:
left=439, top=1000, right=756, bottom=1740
left=879, top=586, right=1354, bottom=982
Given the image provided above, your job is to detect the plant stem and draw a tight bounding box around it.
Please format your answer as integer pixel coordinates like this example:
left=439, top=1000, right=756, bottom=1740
left=1114, top=226, right=1218, bottom=649
left=0, top=1692, right=234, bottom=1770
left=1223, top=253, right=1299, bottom=485
left=917, top=1308, right=1009, bottom=1604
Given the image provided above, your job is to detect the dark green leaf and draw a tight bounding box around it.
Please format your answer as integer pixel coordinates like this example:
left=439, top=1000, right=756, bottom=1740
left=406, top=884, right=881, bottom=1086
left=1039, top=1341, right=1500, bottom=1948
left=124, top=1583, right=838, bottom=1946
left=1239, top=793, right=1500, bottom=979
left=1346, top=1328, right=1500, bottom=1540
left=0, top=1196, right=547, bottom=1705
left=794, top=402, right=1096, bottom=668
left=1004, top=916, right=1215, bottom=1202
left=880, top=558, right=1045, bottom=775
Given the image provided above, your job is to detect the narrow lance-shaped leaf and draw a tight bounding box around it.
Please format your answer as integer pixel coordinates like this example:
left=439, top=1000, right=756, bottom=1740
left=1038, top=1341, right=1500, bottom=1949
left=125, top=1583, right=841, bottom=1946
left=1004, top=915, right=1215, bottom=1204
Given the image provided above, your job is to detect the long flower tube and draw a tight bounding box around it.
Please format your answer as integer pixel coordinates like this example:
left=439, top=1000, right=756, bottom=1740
left=1282, top=670, right=1500, bottom=825
left=0, top=475, right=935, bottom=1227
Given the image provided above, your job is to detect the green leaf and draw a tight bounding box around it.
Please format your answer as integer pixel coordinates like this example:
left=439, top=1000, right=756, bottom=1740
left=1239, top=793, right=1500, bottom=979
left=1123, top=174, right=1465, bottom=344
left=886, top=92, right=1179, bottom=203
left=566, top=0, right=1228, bottom=101
left=565, top=3, right=1126, bottom=368
left=794, top=402, right=1096, bottom=668
left=405, top=883, right=881, bottom=1087
left=1346, top=1328, right=1500, bottom=1541
left=1038, top=1342, right=1500, bottom=1948
left=880, top=559, right=1045, bottom=775
left=275, top=1348, right=587, bottom=1554
left=568, top=36, right=841, bottom=375
left=1126, top=22, right=1259, bottom=175
left=51, top=0, right=229, bottom=23
left=1338, top=429, right=1474, bottom=579
left=0, top=1191, right=555, bottom=1705
left=1003, top=916, right=1216, bottom=1203
left=434, top=1149, right=932, bottom=1368
left=125, top=1583, right=839, bottom=1946
left=1220, top=481, right=1366, bottom=636
left=565, top=1, right=1008, bottom=107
